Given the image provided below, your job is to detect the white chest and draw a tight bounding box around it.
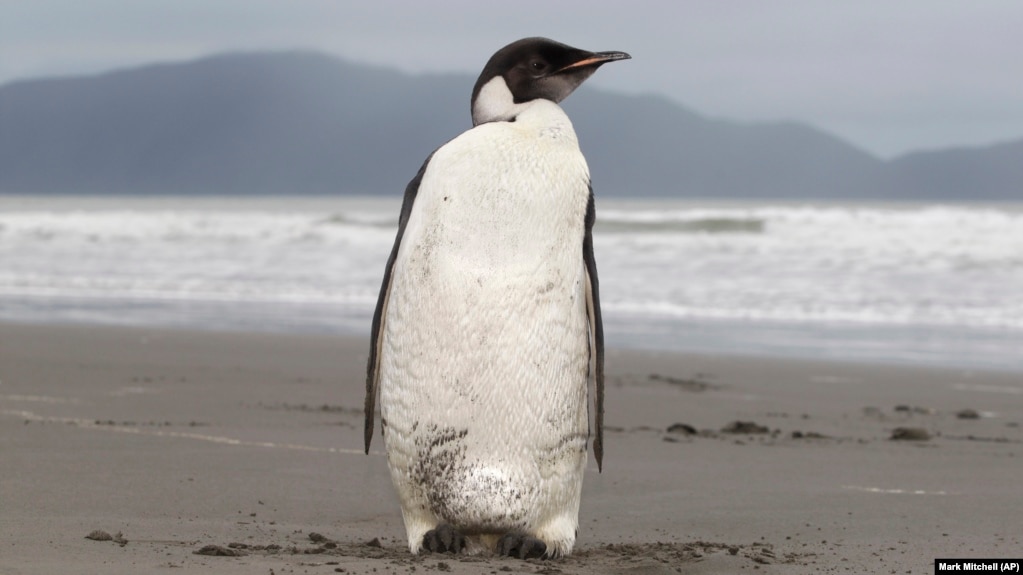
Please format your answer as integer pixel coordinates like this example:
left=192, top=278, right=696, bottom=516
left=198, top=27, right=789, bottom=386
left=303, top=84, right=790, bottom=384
left=399, top=101, right=591, bottom=281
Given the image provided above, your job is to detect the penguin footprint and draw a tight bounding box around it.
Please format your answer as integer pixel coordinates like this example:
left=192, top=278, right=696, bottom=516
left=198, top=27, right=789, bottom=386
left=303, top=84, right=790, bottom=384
left=422, top=524, right=465, bottom=554
left=496, top=532, right=547, bottom=559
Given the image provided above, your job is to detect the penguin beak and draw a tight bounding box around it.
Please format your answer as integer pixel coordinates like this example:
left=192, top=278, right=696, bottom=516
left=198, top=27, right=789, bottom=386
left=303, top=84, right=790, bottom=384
left=556, top=51, right=632, bottom=73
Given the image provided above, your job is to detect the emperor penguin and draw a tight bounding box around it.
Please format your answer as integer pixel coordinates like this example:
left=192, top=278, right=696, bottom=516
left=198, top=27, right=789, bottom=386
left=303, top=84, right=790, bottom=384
left=364, top=37, right=629, bottom=559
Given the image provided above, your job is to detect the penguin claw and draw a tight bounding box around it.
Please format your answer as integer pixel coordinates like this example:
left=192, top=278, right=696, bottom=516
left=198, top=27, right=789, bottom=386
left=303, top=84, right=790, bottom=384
left=496, top=532, right=547, bottom=559
left=422, top=524, right=465, bottom=554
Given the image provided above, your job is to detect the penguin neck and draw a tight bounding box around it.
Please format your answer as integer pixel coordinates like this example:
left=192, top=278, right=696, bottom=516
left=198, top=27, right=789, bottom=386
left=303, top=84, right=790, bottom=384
left=472, top=76, right=561, bottom=127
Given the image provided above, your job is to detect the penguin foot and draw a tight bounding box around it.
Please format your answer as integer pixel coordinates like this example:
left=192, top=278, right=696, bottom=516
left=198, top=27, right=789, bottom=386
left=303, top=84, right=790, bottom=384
left=496, top=532, right=547, bottom=559
left=422, top=524, right=465, bottom=554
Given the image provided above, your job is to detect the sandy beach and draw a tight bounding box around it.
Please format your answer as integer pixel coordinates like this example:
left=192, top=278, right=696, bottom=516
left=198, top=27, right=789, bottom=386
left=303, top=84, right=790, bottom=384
left=1, top=321, right=1020, bottom=574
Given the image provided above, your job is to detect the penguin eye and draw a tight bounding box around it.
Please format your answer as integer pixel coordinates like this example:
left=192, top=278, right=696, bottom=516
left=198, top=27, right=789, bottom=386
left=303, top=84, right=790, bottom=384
left=529, top=59, right=548, bottom=74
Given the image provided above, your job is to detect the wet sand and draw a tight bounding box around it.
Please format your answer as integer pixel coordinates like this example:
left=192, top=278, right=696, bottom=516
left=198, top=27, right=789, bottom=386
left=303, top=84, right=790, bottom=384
left=1, top=321, right=1020, bottom=574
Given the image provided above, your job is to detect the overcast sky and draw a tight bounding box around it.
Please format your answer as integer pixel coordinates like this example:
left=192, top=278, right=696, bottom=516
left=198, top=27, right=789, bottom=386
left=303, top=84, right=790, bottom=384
left=2, top=0, right=1021, bottom=158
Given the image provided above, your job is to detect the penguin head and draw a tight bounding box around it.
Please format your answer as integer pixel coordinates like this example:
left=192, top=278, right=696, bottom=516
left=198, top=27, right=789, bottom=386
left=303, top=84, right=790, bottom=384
left=470, top=37, right=630, bottom=126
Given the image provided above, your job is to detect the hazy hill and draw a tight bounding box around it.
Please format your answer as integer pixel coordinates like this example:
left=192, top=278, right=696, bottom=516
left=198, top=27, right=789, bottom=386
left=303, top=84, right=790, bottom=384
left=884, top=140, right=1023, bottom=200
left=1, top=51, right=1020, bottom=199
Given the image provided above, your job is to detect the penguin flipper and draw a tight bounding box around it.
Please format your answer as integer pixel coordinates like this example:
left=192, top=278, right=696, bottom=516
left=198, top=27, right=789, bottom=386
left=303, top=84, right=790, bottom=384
left=583, top=185, right=606, bottom=471
left=365, top=154, right=433, bottom=453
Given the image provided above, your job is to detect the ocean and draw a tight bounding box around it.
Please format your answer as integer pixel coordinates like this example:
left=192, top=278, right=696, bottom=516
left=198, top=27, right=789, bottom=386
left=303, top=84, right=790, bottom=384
left=2, top=195, right=1021, bottom=372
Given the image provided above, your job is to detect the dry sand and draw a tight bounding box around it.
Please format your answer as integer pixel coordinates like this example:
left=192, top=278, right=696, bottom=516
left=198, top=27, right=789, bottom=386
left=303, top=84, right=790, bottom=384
left=1, top=321, right=1020, bottom=574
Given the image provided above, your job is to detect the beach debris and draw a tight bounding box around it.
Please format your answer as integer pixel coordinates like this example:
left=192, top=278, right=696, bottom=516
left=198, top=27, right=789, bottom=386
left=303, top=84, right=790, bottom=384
left=790, top=430, right=829, bottom=439
left=956, top=409, right=981, bottom=419
left=83, top=530, right=126, bottom=546
left=268, top=402, right=363, bottom=415
left=947, top=434, right=1011, bottom=443
left=890, top=427, right=931, bottom=441
left=307, top=532, right=341, bottom=549
left=894, top=405, right=936, bottom=415
left=649, top=373, right=717, bottom=392
left=365, top=537, right=382, bottom=548
left=223, top=543, right=280, bottom=552
left=666, top=422, right=698, bottom=435
left=721, top=421, right=770, bottom=434
left=85, top=530, right=113, bottom=541
left=194, top=544, right=247, bottom=556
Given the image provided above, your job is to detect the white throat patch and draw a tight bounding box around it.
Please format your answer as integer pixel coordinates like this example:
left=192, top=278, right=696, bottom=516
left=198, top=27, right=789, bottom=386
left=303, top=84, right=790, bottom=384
left=471, top=76, right=528, bottom=126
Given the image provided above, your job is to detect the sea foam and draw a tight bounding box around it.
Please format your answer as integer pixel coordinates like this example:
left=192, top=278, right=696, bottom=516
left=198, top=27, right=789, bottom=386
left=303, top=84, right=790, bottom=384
left=2, top=196, right=1021, bottom=370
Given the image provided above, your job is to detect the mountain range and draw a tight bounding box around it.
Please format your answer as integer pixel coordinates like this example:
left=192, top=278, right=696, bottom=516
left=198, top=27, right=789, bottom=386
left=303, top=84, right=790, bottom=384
left=1, top=51, right=1020, bottom=200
